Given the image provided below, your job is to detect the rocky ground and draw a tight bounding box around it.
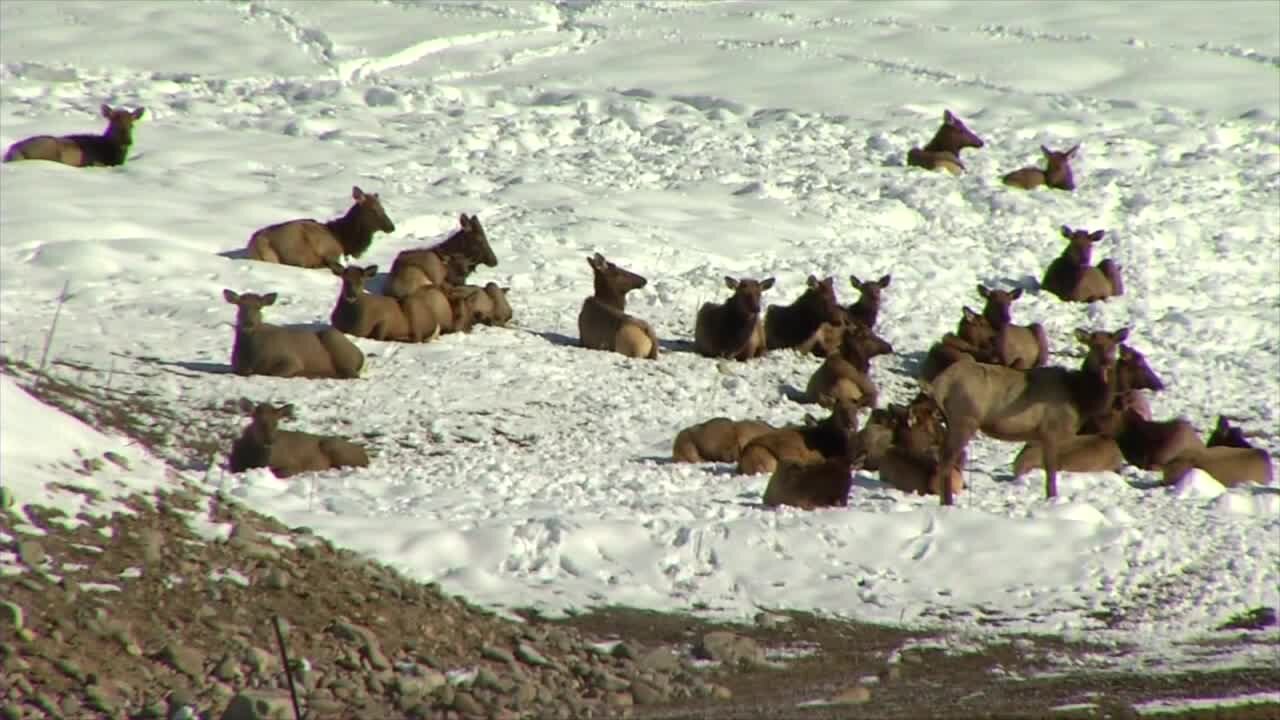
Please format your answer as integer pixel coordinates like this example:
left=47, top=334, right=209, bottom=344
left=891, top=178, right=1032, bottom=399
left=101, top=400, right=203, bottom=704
left=1, top=359, right=1277, bottom=720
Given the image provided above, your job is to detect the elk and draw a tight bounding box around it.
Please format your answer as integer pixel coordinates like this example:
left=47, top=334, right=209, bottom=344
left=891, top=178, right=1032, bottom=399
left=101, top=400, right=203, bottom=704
left=1079, top=343, right=1164, bottom=433
left=1012, top=435, right=1123, bottom=479
left=763, top=446, right=868, bottom=510
left=1002, top=144, right=1079, bottom=191
left=228, top=400, right=369, bottom=478
left=672, top=418, right=777, bottom=464
left=327, top=262, right=440, bottom=342
left=450, top=283, right=513, bottom=327
left=906, top=110, right=985, bottom=176
left=577, top=253, right=659, bottom=359
left=801, top=322, right=894, bottom=408
left=858, top=403, right=908, bottom=472
left=1041, top=226, right=1124, bottom=303
left=977, top=285, right=1049, bottom=369
left=1207, top=416, right=1256, bottom=449
left=247, top=187, right=395, bottom=268
left=384, top=214, right=498, bottom=298
left=878, top=391, right=966, bottom=497
left=222, top=290, right=364, bottom=379
left=763, top=275, right=847, bottom=355
left=919, top=307, right=999, bottom=382
left=4, top=104, right=145, bottom=167
left=738, top=398, right=865, bottom=476
left=928, top=327, right=1130, bottom=504
left=1162, top=447, right=1274, bottom=488
left=845, top=274, right=891, bottom=329
left=694, top=276, right=775, bottom=361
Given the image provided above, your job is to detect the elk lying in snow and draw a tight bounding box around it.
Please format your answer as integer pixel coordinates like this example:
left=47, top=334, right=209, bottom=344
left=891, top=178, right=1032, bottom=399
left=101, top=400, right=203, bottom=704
left=764, top=275, right=847, bottom=355
left=247, top=187, right=395, bottom=268
left=845, top=274, right=891, bottom=329
left=1041, top=226, right=1124, bottom=303
left=229, top=400, right=369, bottom=478
left=694, top=276, right=775, bottom=361
left=858, top=403, right=908, bottom=472
left=672, top=418, right=777, bottom=464
left=1207, top=416, right=1256, bottom=449
left=223, top=290, right=364, bottom=379
left=384, top=214, right=498, bottom=298
left=450, top=283, right=513, bottom=327
left=977, top=285, right=1048, bottom=369
left=906, top=110, right=985, bottom=176
left=1079, top=343, right=1164, bottom=433
left=928, top=327, right=1130, bottom=504
left=919, top=307, right=999, bottom=382
left=578, top=253, right=659, bottom=359
left=878, top=391, right=965, bottom=497
left=738, top=399, right=865, bottom=476
left=328, top=262, right=441, bottom=342
left=4, top=104, right=145, bottom=167
left=1002, top=144, right=1079, bottom=191
left=1162, top=446, right=1274, bottom=488
left=801, top=322, right=894, bottom=409
left=1012, top=434, right=1124, bottom=479
left=763, top=446, right=868, bottom=510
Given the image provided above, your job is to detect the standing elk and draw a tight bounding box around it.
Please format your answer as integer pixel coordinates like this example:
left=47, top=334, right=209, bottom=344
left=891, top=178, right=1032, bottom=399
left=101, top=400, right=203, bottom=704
left=223, top=290, right=364, bottom=379
left=694, top=276, right=775, bottom=361
left=1041, top=226, right=1124, bottom=303
left=928, top=327, right=1130, bottom=504
left=384, top=214, right=497, bottom=298
left=1002, top=144, right=1079, bottom=191
left=577, top=253, right=659, bottom=359
left=906, top=110, right=985, bottom=176
left=4, top=104, right=145, bottom=167
left=247, top=186, right=395, bottom=268
left=228, top=400, right=369, bottom=478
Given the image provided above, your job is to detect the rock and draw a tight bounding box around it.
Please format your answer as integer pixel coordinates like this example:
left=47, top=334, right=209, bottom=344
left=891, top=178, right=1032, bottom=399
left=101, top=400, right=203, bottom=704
left=16, top=541, right=45, bottom=568
left=0, top=602, right=23, bottom=630
left=610, top=642, right=638, bottom=660
left=244, top=647, right=275, bottom=677
left=103, top=451, right=130, bottom=469
left=159, top=643, right=206, bottom=679
left=606, top=691, right=634, bottom=707
left=754, top=612, right=791, bottom=629
left=452, top=691, right=484, bottom=715
left=830, top=685, right=871, bottom=704
left=481, top=644, right=516, bottom=664
left=515, top=642, right=551, bottom=667
left=475, top=667, right=512, bottom=693
left=694, top=631, right=765, bottom=668
left=632, top=681, right=669, bottom=705
left=594, top=672, right=630, bottom=692
left=711, top=685, right=733, bottom=701
left=54, top=658, right=86, bottom=683
left=636, top=646, right=681, bottom=673
left=218, top=690, right=296, bottom=720
left=214, top=654, right=243, bottom=682
left=393, top=669, right=446, bottom=698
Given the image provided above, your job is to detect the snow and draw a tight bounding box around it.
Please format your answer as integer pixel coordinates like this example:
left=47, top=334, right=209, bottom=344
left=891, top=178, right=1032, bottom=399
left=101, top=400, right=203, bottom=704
left=1, top=0, right=1277, bottom=673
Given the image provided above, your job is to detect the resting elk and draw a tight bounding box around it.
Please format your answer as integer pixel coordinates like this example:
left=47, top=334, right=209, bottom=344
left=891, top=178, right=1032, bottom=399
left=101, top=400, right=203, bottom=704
left=1041, top=226, right=1124, bottom=303
left=223, top=289, right=364, bottom=379
left=228, top=400, right=369, bottom=478
left=906, top=110, right=985, bottom=176
left=577, top=253, right=659, bottom=359
left=4, top=104, right=144, bottom=167
left=1002, top=144, right=1079, bottom=191
left=384, top=214, right=498, bottom=298
left=694, top=276, right=775, bottom=361
left=247, top=186, right=395, bottom=268
left=763, top=275, right=847, bottom=356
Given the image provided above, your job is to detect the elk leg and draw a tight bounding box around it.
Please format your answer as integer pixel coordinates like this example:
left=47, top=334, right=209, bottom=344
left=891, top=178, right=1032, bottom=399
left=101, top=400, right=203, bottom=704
left=939, top=415, right=979, bottom=507
left=1040, top=433, right=1060, bottom=498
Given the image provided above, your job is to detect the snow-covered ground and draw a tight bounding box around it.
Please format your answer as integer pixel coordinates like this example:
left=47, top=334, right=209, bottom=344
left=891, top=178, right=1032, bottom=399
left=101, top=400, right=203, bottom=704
left=2, top=0, right=1277, bottom=673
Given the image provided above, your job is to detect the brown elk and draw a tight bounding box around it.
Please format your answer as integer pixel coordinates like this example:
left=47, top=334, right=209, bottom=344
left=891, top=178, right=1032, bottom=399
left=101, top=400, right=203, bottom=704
left=672, top=418, right=777, bottom=464
left=738, top=399, right=865, bottom=476
left=858, top=403, right=908, bottom=472
left=1079, top=343, right=1164, bottom=434
left=578, top=253, right=659, bottom=359
left=878, top=391, right=966, bottom=497
left=4, top=104, right=145, bottom=167
left=228, top=400, right=369, bottom=478
left=1207, top=416, right=1256, bottom=449
left=977, top=285, right=1049, bottom=369
left=1041, top=226, right=1124, bottom=303
left=928, top=327, right=1130, bottom=504
left=384, top=214, right=498, bottom=298
left=1002, top=144, right=1079, bottom=191
left=802, top=322, right=894, bottom=409
left=763, top=446, right=868, bottom=510
left=1162, top=447, right=1274, bottom=488
left=450, top=282, right=513, bottom=327
left=327, top=262, right=440, bottom=342
left=906, top=110, right=985, bottom=176
left=694, top=276, right=775, bottom=361
left=845, top=274, right=891, bottom=329
left=223, top=290, right=364, bottom=379
left=919, top=307, right=999, bottom=382
left=247, top=187, right=395, bottom=268
left=1012, top=435, right=1124, bottom=479
left=763, top=275, right=847, bottom=355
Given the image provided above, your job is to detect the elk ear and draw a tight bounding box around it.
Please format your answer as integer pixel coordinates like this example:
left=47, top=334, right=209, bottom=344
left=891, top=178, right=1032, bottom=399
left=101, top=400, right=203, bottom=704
left=262, top=293, right=278, bottom=306
left=1112, top=327, right=1131, bottom=343
left=1009, top=287, right=1024, bottom=301
left=223, top=289, right=240, bottom=304
left=131, top=107, right=145, bottom=120
left=459, top=213, right=471, bottom=228
left=238, top=397, right=255, bottom=413
left=363, top=265, right=378, bottom=278
left=1066, top=144, right=1080, bottom=157
left=1073, top=328, right=1092, bottom=345
left=877, top=274, right=891, bottom=288
left=807, top=275, right=820, bottom=288
left=1089, top=230, right=1106, bottom=243
left=976, top=284, right=990, bottom=299
left=326, top=259, right=344, bottom=276
left=100, top=104, right=112, bottom=118
left=1041, top=145, right=1052, bottom=156
left=962, top=306, right=979, bottom=321
left=761, top=277, right=775, bottom=291
left=943, top=109, right=955, bottom=124
left=849, top=274, right=863, bottom=290
left=352, top=186, right=365, bottom=200
left=1060, top=225, right=1073, bottom=238
left=279, top=404, right=296, bottom=419
left=724, top=276, right=738, bottom=290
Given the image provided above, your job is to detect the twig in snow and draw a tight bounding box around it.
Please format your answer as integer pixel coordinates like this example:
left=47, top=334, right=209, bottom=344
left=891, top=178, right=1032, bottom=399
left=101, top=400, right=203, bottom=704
left=273, top=615, right=304, bottom=720
left=38, top=279, right=76, bottom=375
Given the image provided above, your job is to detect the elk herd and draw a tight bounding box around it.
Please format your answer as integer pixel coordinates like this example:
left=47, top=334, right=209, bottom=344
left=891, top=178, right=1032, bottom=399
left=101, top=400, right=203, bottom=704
left=4, top=104, right=1273, bottom=505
